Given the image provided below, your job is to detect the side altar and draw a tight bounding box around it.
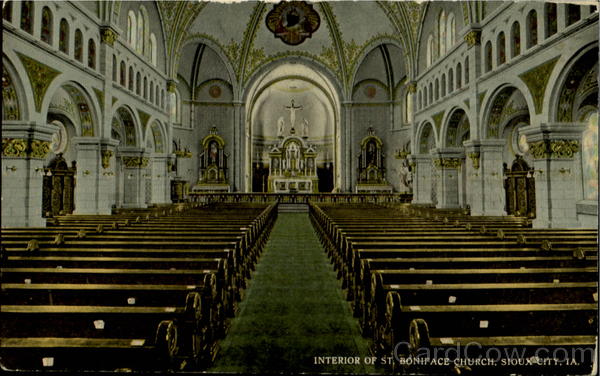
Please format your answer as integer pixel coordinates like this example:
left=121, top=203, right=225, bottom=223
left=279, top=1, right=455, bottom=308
left=192, top=127, right=230, bottom=192
left=355, top=127, right=393, bottom=193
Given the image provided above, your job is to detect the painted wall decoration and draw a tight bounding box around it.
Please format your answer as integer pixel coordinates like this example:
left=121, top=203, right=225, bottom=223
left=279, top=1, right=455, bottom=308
left=2, top=66, right=20, bottom=120
left=266, top=1, right=320, bottom=46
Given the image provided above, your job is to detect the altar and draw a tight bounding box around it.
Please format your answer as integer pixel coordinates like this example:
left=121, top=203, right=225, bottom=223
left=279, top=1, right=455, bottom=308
left=268, top=135, right=318, bottom=193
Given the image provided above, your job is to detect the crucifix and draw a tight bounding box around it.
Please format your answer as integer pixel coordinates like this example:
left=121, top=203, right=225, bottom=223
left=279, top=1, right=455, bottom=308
left=284, top=99, right=303, bottom=129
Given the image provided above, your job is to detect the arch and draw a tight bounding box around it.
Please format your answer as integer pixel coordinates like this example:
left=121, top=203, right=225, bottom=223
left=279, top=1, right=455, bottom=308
left=59, top=18, right=69, bottom=54
left=2, top=59, right=25, bottom=121
left=426, top=34, right=434, bottom=67
left=43, top=82, right=101, bottom=138
left=137, top=5, right=149, bottom=54
left=114, top=105, right=141, bottom=147
left=243, top=58, right=343, bottom=192
left=482, top=85, right=534, bottom=139
left=74, top=29, right=83, bottom=62
left=3, top=53, right=33, bottom=120
left=442, top=107, right=471, bottom=147
left=416, top=121, right=437, bottom=154
left=148, top=120, right=166, bottom=154
left=550, top=45, right=598, bottom=123
left=41, top=6, right=53, bottom=45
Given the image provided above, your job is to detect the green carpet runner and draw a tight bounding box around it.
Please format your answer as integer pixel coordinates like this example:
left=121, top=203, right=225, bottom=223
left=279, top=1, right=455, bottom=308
left=209, top=213, right=374, bottom=374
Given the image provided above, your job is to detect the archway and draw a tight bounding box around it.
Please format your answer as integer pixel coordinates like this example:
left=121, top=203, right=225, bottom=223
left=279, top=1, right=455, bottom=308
left=443, top=108, right=470, bottom=208
left=111, top=106, right=141, bottom=208
left=244, top=62, right=341, bottom=193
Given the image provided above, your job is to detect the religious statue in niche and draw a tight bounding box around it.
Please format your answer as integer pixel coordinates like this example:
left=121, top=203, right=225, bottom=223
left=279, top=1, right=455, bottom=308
left=266, top=1, right=321, bottom=46
left=193, top=127, right=230, bottom=192
left=356, top=127, right=393, bottom=192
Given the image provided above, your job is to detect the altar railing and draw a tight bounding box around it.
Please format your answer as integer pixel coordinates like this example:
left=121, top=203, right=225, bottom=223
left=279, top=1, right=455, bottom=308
left=189, top=192, right=412, bottom=204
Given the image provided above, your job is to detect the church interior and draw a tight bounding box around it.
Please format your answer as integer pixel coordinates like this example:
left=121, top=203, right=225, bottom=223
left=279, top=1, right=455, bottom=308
left=1, top=0, right=599, bottom=374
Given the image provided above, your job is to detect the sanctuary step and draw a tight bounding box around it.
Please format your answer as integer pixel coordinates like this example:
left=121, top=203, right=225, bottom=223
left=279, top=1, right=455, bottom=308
left=277, top=203, right=308, bottom=213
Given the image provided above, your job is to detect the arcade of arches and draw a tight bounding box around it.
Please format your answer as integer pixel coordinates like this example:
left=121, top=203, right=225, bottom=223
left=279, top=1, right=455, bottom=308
left=3, top=1, right=598, bottom=228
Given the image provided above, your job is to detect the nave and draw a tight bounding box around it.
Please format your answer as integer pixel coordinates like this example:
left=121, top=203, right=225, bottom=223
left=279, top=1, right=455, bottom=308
left=0, top=199, right=597, bottom=375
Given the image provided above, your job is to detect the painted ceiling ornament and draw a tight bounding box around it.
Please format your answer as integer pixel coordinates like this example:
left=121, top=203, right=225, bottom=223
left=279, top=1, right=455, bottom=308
left=266, top=1, right=320, bottom=46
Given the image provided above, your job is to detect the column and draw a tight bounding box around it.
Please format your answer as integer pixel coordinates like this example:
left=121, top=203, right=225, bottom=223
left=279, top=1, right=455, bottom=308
left=118, top=148, right=149, bottom=208
left=411, top=154, right=433, bottom=206
left=72, top=137, right=102, bottom=214
left=480, top=139, right=506, bottom=216
left=464, top=141, right=483, bottom=214
left=431, top=148, right=464, bottom=209
left=521, top=123, right=585, bottom=228
left=98, top=138, right=119, bottom=214
left=150, top=154, right=170, bottom=204
left=2, top=122, right=57, bottom=227
left=232, top=101, right=244, bottom=192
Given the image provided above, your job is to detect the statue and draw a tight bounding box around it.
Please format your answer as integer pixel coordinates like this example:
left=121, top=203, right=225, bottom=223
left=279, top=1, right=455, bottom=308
left=277, top=116, right=285, bottom=137
left=303, top=118, right=309, bottom=137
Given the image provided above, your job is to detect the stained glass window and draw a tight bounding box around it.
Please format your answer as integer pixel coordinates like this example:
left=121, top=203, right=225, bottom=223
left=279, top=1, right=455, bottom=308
left=497, top=32, right=506, bottom=65
left=88, top=39, right=96, bottom=69
left=545, top=3, right=557, bottom=37
left=511, top=22, right=521, bottom=58
left=527, top=10, right=538, bottom=48
left=485, top=41, right=493, bottom=72
left=74, top=29, right=83, bottom=62
left=2, top=1, right=13, bottom=22
left=59, top=19, right=69, bottom=54
left=20, top=1, right=33, bottom=34
left=41, top=7, right=52, bottom=44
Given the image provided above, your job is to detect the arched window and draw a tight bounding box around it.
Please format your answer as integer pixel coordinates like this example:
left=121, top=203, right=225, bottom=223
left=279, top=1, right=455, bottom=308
left=545, top=3, right=557, bottom=37
left=137, top=10, right=145, bottom=54
left=424, top=86, right=428, bottom=107
left=161, top=90, right=165, bottom=109
left=404, top=90, right=413, bottom=123
left=3, top=1, right=13, bottom=22
left=127, top=10, right=136, bottom=47
left=418, top=90, right=422, bottom=110
left=112, top=55, right=117, bottom=82
left=441, top=74, right=446, bottom=97
left=128, top=66, right=134, bottom=91
left=511, top=21, right=521, bottom=58
left=434, top=79, right=439, bottom=101
left=59, top=18, right=69, bottom=54
left=120, top=61, right=126, bottom=86
left=143, top=77, right=148, bottom=99
left=438, top=10, right=446, bottom=56
left=456, top=63, right=462, bottom=89
left=446, top=12, right=455, bottom=49
left=41, top=6, right=52, bottom=45
left=566, top=5, right=581, bottom=26
left=527, top=9, right=538, bottom=48
left=87, top=39, right=96, bottom=69
left=484, top=41, right=493, bottom=72
left=150, top=33, right=157, bottom=66
left=150, top=82, right=154, bottom=103
left=74, top=29, right=83, bottom=62
left=156, top=86, right=160, bottom=106
left=448, top=68, right=454, bottom=93
left=20, top=1, right=33, bottom=34
left=464, top=57, right=470, bottom=84
left=170, top=90, right=180, bottom=122
left=497, top=32, right=506, bottom=65
left=136, top=72, right=141, bottom=95
left=426, top=34, right=434, bottom=67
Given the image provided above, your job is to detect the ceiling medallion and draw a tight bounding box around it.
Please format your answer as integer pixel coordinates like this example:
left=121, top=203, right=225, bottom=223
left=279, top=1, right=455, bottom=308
left=209, top=85, right=222, bottom=98
left=266, top=1, right=320, bottom=46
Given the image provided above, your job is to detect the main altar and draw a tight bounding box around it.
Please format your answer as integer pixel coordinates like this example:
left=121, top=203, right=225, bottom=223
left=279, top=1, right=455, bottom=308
left=266, top=99, right=318, bottom=193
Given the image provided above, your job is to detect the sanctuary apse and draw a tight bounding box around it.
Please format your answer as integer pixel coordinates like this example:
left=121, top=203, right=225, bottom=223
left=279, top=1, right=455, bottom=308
left=1, top=0, right=598, bottom=229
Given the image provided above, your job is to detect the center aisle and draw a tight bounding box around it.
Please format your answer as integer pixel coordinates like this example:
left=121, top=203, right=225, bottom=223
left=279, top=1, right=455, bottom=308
left=209, top=213, right=374, bottom=374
